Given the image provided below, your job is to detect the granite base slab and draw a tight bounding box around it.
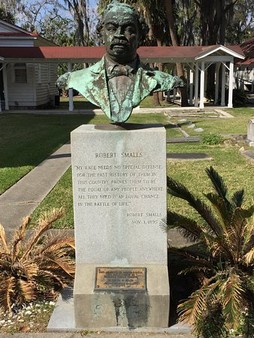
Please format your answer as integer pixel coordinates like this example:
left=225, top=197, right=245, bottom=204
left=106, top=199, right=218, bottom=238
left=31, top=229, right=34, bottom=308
left=48, top=287, right=193, bottom=335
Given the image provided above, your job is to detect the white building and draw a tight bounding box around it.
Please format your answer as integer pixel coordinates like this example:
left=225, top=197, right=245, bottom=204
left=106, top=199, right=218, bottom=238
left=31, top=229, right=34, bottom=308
left=0, top=20, right=59, bottom=111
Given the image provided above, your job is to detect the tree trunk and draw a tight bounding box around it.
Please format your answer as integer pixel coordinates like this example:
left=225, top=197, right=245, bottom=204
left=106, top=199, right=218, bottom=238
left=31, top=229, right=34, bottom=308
left=196, top=0, right=231, bottom=102
left=163, top=0, right=189, bottom=106
left=153, top=92, right=161, bottom=106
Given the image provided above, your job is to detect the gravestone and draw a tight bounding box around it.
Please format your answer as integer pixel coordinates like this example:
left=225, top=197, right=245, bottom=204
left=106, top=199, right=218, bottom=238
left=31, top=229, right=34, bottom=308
left=71, top=123, right=169, bottom=328
left=247, top=119, right=254, bottom=146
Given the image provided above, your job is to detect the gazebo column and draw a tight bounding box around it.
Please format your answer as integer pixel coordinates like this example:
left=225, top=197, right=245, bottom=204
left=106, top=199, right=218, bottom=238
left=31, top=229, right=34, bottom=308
left=3, top=64, right=9, bottom=110
left=227, top=59, right=234, bottom=108
left=221, top=63, right=226, bottom=106
left=189, top=67, right=194, bottom=105
left=215, top=63, right=220, bottom=105
left=68, top=63, right=74, bottom=112
left=194, top=62, right=199, bottom=107
left=199, top=61, right=205, bottom=109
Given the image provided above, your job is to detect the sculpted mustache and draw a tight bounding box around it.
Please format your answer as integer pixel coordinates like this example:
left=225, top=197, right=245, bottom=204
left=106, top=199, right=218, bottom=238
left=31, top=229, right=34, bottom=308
left=110, top=39, right=130, bottom=46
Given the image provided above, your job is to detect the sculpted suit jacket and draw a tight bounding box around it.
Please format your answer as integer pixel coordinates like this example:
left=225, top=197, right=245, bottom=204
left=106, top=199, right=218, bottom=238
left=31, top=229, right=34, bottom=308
left=58, top=55, right=182, bottom=122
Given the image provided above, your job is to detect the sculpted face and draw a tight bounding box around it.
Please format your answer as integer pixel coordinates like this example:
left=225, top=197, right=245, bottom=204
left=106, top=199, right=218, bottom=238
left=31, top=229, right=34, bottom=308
left=102, top=7, right=141, bottom=64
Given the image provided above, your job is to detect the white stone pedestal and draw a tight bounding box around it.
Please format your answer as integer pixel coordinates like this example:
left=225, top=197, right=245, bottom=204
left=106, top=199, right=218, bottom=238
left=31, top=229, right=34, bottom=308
left=71, top=124, right=169, bottom=329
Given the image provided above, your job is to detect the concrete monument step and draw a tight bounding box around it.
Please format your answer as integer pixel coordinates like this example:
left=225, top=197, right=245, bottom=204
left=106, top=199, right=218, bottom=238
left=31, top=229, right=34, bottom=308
left=48, top=288, right=194, bottom=336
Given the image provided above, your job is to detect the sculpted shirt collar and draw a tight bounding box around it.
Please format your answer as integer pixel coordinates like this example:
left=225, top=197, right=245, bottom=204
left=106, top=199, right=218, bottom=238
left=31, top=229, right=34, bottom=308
left=105, top=55, right=138, bottom=79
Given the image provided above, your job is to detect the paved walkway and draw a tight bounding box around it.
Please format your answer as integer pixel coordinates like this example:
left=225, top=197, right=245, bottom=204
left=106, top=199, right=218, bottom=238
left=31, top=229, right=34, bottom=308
left=6, top=106, right=234, bottom=117
left=0, top=143, right=71, bottom=232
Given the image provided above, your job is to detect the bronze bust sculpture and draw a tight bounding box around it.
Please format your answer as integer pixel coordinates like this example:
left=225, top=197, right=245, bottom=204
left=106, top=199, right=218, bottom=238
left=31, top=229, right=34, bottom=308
left=57, top=1, right=184, bottom=123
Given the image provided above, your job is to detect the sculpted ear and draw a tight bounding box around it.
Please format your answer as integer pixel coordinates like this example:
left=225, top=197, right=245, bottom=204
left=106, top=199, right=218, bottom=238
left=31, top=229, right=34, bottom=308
left=96, top=19, right=104, bottom=43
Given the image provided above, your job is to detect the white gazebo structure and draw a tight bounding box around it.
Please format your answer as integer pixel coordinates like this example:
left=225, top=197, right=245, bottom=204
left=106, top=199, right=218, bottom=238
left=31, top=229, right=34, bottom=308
left=192, top=45, right=245, bottom=108
left=139, top=45, right=245, bottom=109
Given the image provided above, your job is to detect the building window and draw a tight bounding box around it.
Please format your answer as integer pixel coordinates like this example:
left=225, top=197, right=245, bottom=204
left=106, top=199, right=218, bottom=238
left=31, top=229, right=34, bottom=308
left=14, top=63, right=27, bottom=83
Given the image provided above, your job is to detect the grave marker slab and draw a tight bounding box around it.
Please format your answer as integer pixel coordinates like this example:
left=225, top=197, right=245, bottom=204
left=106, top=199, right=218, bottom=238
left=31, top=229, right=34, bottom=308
left=247, top=119, right=254, bottom=143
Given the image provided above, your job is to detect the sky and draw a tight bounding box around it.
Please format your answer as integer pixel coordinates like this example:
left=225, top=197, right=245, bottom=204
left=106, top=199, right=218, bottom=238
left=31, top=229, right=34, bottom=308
left=15, top=0, right=101, bottom=30
left=89, top=0, right=98, bottom=8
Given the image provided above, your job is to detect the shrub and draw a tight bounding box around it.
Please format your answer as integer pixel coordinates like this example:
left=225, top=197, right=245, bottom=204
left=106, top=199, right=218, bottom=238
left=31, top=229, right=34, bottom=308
left=0, top=208, right=75, bottom=312
left=202, top=133, right=223, bottom=145
left=166, top=167, right=254, bottom=337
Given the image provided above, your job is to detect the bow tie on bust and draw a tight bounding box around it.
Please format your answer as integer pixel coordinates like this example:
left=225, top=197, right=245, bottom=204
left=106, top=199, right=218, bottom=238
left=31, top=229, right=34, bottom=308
left=107, top=64, right=134, bottom=79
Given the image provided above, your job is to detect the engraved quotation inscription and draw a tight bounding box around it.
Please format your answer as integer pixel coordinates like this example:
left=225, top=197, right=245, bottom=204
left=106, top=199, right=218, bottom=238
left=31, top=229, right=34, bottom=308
left=74, top=152, right=164, bottom=218
left=73, top=150, right=165, bottom=225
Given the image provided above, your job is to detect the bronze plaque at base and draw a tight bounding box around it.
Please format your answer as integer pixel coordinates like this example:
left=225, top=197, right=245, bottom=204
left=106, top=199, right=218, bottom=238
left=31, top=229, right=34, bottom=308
left=95, top=267, right=147, bottom=291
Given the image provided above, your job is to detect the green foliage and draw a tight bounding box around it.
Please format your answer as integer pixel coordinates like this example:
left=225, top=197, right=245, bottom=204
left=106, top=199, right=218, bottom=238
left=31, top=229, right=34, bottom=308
left=202, top=133, right=224, bottom=145
left=0, top=208, right=75, bottom=312
left=225, top=0, right=254, bottom=43
left=233, top=307, right=254, bottom=337
left=167, top=166, right=254, bottom=337
left=7, top=0, right=253, bottom=51
left=233, top=89, right=249, bottom=107
left=39, top=16, right=75, bottom=46
left=196, top=303, right=228, bottom=338
left=0, top=7, right=15, bottom=24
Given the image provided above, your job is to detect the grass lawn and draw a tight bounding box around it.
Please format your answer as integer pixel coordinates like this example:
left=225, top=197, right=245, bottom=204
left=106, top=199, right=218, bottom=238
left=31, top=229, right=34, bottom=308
left=0, top=114, right=84, bottom=193
left=29, top=107, right=254, bottom=228
left=0, top=112, right=171, bottom=227
left=167, top=143, right=254, bottom=219
left=0, top=112, right=169, bottom=195
left=1, top=107, right=254, bottom=228
left=177, top=107, right=254, bottom=136
left=31, top=140, right=254, bottom=228
left=0, top=113, right=112, bottom=194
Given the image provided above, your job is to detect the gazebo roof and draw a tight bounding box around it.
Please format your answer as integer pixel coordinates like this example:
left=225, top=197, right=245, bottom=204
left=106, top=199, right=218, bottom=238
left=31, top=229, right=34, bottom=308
left=0, top=44, right=244, bottom=64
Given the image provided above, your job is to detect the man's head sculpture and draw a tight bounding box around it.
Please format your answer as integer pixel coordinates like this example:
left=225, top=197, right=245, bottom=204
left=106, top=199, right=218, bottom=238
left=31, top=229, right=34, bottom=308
left=97, top=1, right=149, bottom=64
left=57, top=0, right=184, bottom=123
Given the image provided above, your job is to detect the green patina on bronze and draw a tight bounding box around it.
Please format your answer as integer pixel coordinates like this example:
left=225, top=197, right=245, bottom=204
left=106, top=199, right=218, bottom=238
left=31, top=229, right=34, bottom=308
left=57, top=0, right=184, bottom=123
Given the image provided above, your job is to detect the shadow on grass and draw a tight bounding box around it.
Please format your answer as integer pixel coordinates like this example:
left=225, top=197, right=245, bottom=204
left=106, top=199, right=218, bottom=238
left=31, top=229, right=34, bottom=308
left=164, top=123, right=179, bottom=129
left=56, top=100, right=99, bottom=110
left=0, top=113, right=95, bottom=168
